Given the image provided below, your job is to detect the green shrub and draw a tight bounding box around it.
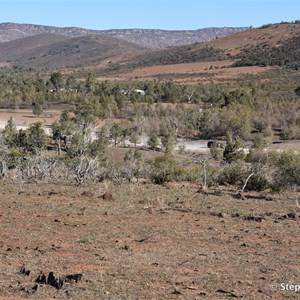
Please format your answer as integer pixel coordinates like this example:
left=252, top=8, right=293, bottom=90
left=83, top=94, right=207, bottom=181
left=172, top=166, right=200, bottom=183
left=223, top=132, right=246, bottom=163
left=244, top=173, right=269, bottom=191
left=271, top=151, right=300, bottom=190
left=280, top=126, right=300, bottom=140
left=149, top=155, right=177, bottom=184
left=251, top=134, right=271, bottom=150
left=220, top=161, right=246, bottom=185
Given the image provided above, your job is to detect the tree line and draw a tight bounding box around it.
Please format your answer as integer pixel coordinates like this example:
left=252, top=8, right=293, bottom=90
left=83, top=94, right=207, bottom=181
left=0, top=116, right=299, bottom=192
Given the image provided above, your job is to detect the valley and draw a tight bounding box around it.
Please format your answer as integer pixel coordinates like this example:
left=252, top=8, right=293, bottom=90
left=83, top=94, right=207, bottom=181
left=0, top=20, right=299, bottom=300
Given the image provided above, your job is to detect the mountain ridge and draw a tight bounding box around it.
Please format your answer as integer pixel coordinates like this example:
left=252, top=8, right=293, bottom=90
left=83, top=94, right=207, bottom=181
left=0, top=22, right=248, bottom=49
left=0, top=22, right=299, bottom=73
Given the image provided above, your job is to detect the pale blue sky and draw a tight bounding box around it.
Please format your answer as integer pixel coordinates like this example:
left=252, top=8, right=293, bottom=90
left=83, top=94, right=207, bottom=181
left=0, top=0, right=299, bottom=30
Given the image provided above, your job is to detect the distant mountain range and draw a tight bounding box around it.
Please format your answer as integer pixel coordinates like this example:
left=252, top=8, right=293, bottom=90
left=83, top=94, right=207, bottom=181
left=0, top=22, right=248, bottom=49
left=0, top=22, right=299, bottom=72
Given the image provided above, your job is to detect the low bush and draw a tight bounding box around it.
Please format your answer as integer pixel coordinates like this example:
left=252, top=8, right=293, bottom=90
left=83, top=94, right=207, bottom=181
left=220, top=161, right=246, bottom=185
left=280, top=126, right=300, bottom=140
left=244, top=173, right=269, bottom=191
left=271, top=151, right=300, bottom=190
left=149, top=155, right=177, bottom=184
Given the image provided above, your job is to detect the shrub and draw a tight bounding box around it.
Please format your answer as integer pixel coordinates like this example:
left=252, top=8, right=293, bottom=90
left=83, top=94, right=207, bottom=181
left=147, top=131, right=160, bottom=150
left=220, top=161, right=246, bottom=185
left=149, top=155, right=177, bottom=184
left=209, top=143, right=223, bottom=160
left=280, top=126, right=300, bottom=140
left=223, top=132, right=246, bottom=163
left=172, top=166, right=200, bottom=183
left=271, top=151, right=300, bottom=190
left=178, top=144, right=186, bottom=154
left=7, top=150, right=23, bottom=169
left=251, top=134, right=271, bottom=150
left=244, top=173, right=269, bottom=191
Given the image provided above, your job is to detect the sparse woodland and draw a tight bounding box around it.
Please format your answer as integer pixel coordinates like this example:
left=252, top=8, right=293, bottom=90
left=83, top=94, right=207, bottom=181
left=0, top=69, right=299, bottom=192
left=0, top=24, right=299, bottom=192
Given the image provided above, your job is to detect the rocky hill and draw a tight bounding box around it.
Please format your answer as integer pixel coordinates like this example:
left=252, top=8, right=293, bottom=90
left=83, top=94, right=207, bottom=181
left=0, top=22, right=247, bottom=49
left=96, top=27, right=248, bottom=49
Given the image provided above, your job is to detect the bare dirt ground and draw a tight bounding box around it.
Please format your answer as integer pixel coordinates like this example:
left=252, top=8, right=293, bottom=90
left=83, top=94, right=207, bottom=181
left=0, top=181, right=299, bottom=299
left=106, top=61, right=273, bottom=83
left=0, top=109, right=60, bottom=132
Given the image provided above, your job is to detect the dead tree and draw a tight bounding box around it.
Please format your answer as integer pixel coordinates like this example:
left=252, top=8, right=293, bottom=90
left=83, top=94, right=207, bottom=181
left=0, top=147, right=9, bottom=179
left=74, top=155, right=99, bottom=186
left=199, top=157, right=208, bottom=191
left=189, top=153, right=208, bottom=191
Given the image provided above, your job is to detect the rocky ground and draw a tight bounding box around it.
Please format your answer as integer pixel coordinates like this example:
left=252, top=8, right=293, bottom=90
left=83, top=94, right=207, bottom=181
left=0, top=181, right=299, bottom=299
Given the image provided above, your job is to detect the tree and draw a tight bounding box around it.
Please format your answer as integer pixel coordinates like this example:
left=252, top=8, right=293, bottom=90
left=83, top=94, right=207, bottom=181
left=109, top=123, right=123, bottom=146
left=199, top=157, right=208, bottom=190
left=67, top=130, right=91, bottom=158
left=147, top=131, right=159, bottom=150
left=129, top=129, right=141, bottom=147
left=35, top=75, right=46, bottom=92
left=65, top=76, right=77, bottom=91
left=2, top=117, right=17, bottom=148
left=73, top=155, right=99, bottom=186
left=49, top=72, right=64, bottom=91
left=52, top=121, right=65, bottom=156
left=52, top=111, right=75, bottom=155
left=60, top=109, right=70, bottom=123
left=16, top=129, right=28, bottom=153
left=85, top=72, right=96, bottom=94
left=74, top=99, right=100, bottom=134
left=223, top=132, right=245, bottom=164
left=124, top=149, right=144, bottom=182
left=161, top=129, right=176, bottom=155
left=89, top=128, right=110, bottom=161
left=32, top=101, right=43, bottom=117
left=26, top=122, right=48, bottom=153
left=189, top=152, right=211, bottom=190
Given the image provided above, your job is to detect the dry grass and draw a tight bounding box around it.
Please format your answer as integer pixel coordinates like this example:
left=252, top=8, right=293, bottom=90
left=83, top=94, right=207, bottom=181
left=92, top=60, right=274, bottom=84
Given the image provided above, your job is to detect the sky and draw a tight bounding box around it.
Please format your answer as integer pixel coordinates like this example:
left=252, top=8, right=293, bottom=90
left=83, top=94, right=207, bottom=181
left=0, top=0, right=299, bottom=30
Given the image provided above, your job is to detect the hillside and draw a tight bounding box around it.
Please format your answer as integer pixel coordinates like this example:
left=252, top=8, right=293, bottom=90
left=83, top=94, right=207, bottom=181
left=97, top=27, right=248, bottom=49
left=0, top=33, right=69, bottom=60
left=0, top=22, right=247, bottom=49
left=0, top=33, right=145, bottom=69
left=103, top=22, right=300, bottom=75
